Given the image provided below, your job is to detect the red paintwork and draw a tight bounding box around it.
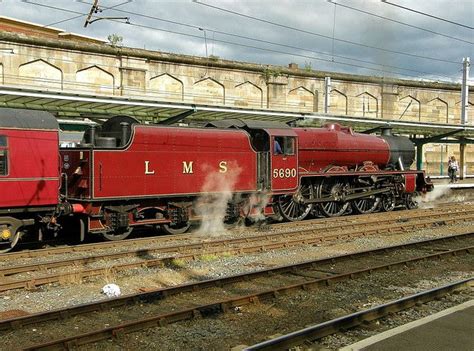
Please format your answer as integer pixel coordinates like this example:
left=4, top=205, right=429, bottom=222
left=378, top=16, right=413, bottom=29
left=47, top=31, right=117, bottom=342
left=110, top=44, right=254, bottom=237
left=62, top=126, right=258, bottom=200
left=404, top=173, right=417, bottom=193
left=0, top=128, right=59, bottom=208
left=294, top=124, right=390, bottom=174
left=266, top=128, right=299, bottom=192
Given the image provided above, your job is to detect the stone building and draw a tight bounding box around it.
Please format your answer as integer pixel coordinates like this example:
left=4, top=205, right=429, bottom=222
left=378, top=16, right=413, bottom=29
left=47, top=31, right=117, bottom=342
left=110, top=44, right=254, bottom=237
left=0, top=16, right=472, bottom=176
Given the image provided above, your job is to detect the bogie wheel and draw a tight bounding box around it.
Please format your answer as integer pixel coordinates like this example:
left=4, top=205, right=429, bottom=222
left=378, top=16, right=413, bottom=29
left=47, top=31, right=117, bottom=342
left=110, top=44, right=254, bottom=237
left=352, top=195, right=381, bottom=214
left=103, top=227, right=133, bottom=241
left=277, top=183, right=314, bottom=221
left=317, top=179, right=350, bottom=217
left=380, top=193, right=396, bottom=212
left=0, top=226, right=21, bottom=253
left=161, top=222, right=191, bottom=235
left=100, top=208, right=133, bottom=241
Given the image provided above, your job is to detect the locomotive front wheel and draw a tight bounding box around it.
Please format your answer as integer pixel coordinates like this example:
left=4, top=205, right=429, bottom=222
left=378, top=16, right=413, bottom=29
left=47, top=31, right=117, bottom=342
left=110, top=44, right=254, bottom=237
left=352, top=196, right=381, bottom=214
left=0, top=227, right=21, bottom=253
left=277, top=183, right=313, bottom=221
left=161, top=222, right=191, bottom=235
left=317, top=179, right=350, bottom=217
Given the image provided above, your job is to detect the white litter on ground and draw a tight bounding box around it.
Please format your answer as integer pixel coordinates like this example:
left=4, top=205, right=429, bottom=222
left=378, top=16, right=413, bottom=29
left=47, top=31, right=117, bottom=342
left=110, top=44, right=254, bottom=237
left=101, top=283, right=121, bottom=297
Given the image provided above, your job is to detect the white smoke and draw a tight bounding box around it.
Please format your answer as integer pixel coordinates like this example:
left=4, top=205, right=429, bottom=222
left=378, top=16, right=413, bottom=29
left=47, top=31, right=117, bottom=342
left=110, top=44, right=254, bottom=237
left=415, top=184, right=453, bottom=208
left=241, top=192, right=270, bottom=224
left=194, top=164, right=241, bottom=236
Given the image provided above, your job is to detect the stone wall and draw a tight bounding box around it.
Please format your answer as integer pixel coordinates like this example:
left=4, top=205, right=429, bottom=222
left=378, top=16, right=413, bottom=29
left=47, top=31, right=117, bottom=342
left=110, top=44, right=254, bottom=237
left=0, top=31, right=473, bottom=175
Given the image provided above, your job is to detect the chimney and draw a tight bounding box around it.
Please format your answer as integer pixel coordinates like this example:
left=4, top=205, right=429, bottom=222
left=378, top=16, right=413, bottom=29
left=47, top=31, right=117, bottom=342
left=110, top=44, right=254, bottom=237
left=288, top=63, right=298, bottom=70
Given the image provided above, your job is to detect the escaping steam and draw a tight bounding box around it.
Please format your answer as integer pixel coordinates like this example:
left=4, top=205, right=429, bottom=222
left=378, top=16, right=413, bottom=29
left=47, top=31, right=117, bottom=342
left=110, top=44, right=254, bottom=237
left=242, top=192, right=270, bottom=224
left=415, top=184, right=468, bottom=208
left=194, top=164, right=241, bottom=235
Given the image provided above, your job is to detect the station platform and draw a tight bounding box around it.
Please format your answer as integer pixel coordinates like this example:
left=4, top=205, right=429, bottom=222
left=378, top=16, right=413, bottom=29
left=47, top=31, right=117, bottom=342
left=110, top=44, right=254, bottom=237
left=431, top=178, right=474, bottom=189
left=341, top=300, right=474, bottom=351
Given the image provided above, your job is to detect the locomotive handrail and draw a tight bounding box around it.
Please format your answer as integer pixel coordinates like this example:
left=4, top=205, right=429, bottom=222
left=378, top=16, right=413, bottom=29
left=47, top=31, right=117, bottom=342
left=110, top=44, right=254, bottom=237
left=60, top=172, right=68, bottom=199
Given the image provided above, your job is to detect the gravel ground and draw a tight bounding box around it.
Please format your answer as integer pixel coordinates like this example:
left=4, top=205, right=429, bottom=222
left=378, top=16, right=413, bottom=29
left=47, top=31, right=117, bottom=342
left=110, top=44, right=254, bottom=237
left=317, top=289, right=473, bottom=350
left=76, top=257, right=473, bottom=351
left=0, top=218, right=472, bottom=315
left=0, top=198, right=473, bottom=350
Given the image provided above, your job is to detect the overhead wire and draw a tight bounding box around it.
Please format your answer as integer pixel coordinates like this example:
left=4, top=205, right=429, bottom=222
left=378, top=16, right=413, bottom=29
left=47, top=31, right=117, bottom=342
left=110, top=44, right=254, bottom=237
left=327, top=0, right=473, bottom=45
left=193, top=0, right=460, bottom=65
left=381, top=0, right=474, bottom=30
left=19, top=1, right=463, bottom=82
left=43, top=0, right=132, bottom=27
left=73, top=1, right=461, bottom=80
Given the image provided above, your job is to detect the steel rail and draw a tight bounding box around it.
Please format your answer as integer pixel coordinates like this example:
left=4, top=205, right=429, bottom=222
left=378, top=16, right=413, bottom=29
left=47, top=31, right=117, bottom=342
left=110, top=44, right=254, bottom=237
left=245, top=278, right=474, bottom=350
left=18, top=245, right=473, bottom=350
left=1, top=203, right=469, bottom=260
left=1, top=212, right=473, bottom=292
left=1, top=233, right=472, bottom=334
left=3, top=207, right=474, bottom=277
left=1, top=206, right=472, bottom=274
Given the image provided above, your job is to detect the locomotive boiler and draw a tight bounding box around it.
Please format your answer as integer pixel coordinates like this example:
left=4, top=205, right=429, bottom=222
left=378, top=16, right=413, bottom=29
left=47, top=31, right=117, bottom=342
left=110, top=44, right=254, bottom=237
left=0, top=108, right=432, bottom=252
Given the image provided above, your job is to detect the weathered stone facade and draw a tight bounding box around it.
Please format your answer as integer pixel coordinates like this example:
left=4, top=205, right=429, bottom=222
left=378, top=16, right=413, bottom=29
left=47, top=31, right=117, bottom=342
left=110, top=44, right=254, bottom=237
left=0, top=26, right=473, bottom=176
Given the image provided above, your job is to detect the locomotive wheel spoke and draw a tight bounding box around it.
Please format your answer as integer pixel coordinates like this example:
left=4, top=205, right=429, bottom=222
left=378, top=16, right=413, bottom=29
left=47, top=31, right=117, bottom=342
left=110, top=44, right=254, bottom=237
left=277, top=183, right=313, bottom=222
left=405, top=194, right=418, bottom=210
left=352, top=196, right=381, bottom=214
left=317, top=179, right=349, bottom=217
left=381, top=193, right=396, bottom=212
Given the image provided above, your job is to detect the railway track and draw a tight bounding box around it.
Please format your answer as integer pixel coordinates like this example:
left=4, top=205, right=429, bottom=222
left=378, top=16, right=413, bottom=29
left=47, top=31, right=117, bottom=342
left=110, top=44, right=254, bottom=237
left=2, top=202, right=471, bottom=260
left=1, top=233, right=472, bottom=350
left=246, top=279, right=473, bottom=351
left=1, top=207, right=473, bottom=292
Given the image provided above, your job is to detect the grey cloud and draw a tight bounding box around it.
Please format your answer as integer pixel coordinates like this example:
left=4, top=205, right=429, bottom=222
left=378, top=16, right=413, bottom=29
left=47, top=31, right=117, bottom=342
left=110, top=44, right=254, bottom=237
left=0, top=0, right=472, bottom=82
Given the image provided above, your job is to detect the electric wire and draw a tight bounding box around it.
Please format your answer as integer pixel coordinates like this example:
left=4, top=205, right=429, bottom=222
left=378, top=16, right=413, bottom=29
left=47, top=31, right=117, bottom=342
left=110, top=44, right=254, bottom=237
left=193, top=0, right=461, bottom=65
left=22, top=0, right=461, bottom=82
left=75, top=1, right=459, bottom=80
left=43, top=0, right=132, bottom=27
left=381, top=0, right=474, bottom=30
left=327, top=0, right=473, bottom=45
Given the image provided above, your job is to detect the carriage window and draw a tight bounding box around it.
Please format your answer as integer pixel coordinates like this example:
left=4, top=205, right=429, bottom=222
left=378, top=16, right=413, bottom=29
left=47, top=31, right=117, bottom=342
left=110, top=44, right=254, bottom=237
left=274, top=136, right=295, bottom=155
left=0, top=136, right=7, bottom=176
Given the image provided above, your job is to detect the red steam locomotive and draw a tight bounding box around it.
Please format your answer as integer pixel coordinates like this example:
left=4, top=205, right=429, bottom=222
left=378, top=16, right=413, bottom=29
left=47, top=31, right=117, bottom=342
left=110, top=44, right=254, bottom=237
left=0, top=108, right=432, bottom=252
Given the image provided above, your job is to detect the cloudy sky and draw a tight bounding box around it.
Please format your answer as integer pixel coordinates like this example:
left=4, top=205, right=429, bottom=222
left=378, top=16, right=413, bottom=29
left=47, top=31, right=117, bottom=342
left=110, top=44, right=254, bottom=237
left=1, top=0, right=473, bottom=83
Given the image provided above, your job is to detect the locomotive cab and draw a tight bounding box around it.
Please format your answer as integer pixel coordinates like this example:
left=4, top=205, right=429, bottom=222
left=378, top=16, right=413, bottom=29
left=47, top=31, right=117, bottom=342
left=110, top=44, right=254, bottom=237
left=206, top=119, right=298, bottom=193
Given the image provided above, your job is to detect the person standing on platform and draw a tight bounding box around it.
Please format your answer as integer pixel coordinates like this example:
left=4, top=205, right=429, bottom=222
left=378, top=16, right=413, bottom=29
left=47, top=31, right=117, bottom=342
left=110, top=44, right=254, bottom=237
left=448, top=156, right=459, bottom=183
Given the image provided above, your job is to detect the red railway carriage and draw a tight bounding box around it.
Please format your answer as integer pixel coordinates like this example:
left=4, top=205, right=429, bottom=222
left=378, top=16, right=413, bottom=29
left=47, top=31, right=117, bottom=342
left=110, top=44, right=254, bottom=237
left=0, top=109, right=60, bottom=251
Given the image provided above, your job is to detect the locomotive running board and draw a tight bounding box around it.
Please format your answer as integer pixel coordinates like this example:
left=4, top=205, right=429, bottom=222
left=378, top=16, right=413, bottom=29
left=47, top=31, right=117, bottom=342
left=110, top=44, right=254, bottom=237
left=303, top=188, right=391, bottom=204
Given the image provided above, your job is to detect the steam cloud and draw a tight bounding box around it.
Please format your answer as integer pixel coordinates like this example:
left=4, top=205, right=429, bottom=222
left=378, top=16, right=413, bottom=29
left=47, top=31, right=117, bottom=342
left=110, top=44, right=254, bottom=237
left=194, top=164, right=241, bottom=235
left=414, top=184, right=472, bottom=209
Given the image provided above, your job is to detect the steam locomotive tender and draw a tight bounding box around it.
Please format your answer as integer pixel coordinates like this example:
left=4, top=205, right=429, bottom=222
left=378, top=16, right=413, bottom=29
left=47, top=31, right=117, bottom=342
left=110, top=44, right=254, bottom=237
left=0, top=108, right=432, bottom=252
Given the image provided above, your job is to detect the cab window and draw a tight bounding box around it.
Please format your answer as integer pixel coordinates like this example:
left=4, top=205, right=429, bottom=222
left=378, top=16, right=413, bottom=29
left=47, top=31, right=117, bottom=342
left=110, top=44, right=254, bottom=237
left=274, top=136, right=295, bottom=155
left=0, top=136, right=7, bottom=176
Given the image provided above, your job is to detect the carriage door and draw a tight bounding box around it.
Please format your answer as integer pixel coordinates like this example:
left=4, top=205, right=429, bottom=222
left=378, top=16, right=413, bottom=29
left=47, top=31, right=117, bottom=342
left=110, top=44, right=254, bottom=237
left=269, top=130, right=298, bottom=192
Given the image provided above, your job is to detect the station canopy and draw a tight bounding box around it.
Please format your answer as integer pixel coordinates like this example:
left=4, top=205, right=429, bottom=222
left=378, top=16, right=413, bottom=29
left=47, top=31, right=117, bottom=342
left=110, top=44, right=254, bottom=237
left=1, top=86, right=473, bottom=141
